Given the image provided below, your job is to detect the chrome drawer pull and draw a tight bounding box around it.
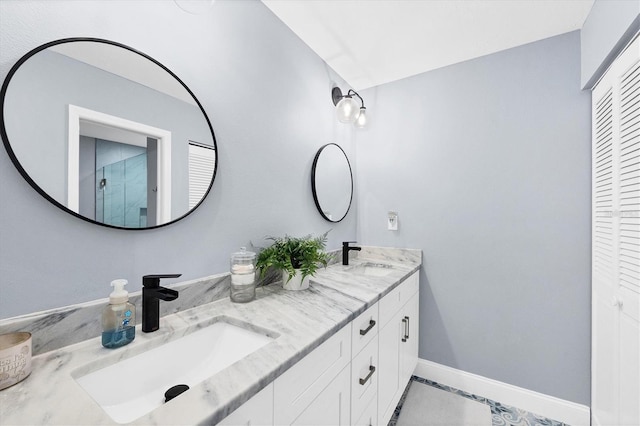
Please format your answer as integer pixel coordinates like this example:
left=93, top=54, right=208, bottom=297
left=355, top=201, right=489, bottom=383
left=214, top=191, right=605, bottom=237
left=359, top=319, right=376, bottom=336
left=406, top=316, right=410, bottom=340
left=359, top=365, right=376, bottom=385
left=401, top=316, right=409, bottom=342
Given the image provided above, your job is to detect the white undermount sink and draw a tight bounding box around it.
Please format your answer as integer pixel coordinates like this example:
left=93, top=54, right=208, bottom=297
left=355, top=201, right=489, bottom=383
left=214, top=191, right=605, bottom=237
left=348, top=262, right=395, bottom=277
left=74, top=320, right=275, bottom=424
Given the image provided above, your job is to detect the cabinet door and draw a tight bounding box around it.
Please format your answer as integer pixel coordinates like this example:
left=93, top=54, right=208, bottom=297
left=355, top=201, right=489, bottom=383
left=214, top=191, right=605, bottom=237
left=274, top=326, right=351, bottom=425
left=291, top=364, right=351, bottom=426
left=379, top=273, right=419, bottom=327
left=400, top=294, right=419, bottom=383
left=377, top=309, right=403, bottom=425
left=378, top=272, right=420, bottom=426
left=217, top=383, right=273, bottom=426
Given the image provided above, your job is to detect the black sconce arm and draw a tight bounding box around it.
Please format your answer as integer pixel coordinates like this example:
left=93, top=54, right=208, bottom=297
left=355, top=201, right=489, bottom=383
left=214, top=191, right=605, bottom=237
left=332, top=86, right=366, bottom=109
left=347, top=89, right=366, bottom=109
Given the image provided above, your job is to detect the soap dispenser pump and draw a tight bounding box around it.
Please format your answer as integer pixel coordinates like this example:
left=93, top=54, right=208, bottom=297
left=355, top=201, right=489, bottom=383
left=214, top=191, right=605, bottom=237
left=102, top=279, right=136, bottom=349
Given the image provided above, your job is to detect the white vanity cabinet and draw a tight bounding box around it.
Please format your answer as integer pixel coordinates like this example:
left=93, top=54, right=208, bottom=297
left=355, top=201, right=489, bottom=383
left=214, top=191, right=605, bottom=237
left=217, top=270, right=420, bottom=426
left=377, top=272, right=420, bottom=426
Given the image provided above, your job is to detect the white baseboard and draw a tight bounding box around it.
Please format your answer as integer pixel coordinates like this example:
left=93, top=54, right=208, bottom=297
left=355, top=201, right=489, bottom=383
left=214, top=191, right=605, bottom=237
left=414, top=359, right=590, bottom=426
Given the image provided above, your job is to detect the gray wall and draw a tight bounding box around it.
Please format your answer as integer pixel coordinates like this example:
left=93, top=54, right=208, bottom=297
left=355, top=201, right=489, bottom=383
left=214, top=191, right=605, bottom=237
left=581, top=0, right=640, bottom=89
left=0, top=0, right=356, bottom=318
left=356, top=32, right=591, bottom=404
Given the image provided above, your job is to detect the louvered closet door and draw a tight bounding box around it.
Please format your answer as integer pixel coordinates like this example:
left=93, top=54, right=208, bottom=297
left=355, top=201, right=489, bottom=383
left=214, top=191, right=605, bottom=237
left=591, top=35, right=640, bottom=426
left=617, top=39, right=640, bottom=426
left=592, top=77, right=619, bottom=426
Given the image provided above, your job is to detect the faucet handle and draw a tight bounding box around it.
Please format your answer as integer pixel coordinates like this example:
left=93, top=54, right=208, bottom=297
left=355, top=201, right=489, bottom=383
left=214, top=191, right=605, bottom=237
left=343, top=241, right=357, bottom=247
left=143, top=274, right=182, bottom=288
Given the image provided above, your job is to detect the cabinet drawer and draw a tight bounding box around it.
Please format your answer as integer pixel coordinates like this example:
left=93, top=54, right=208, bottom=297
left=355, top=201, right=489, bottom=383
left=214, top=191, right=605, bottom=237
left=353, top=393, right=378, bottom=426
left=351, top=334, right=378, bottom=424
left=351, top=303, right=379, bottom=356
left=274, top=325, right=351, bottom=425
left=379, top=272, right=419, bottom=326
left=289, top=365, right=351, bottom=426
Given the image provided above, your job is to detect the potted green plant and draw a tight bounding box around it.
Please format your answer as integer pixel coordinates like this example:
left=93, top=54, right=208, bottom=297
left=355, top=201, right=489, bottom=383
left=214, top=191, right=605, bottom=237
left=256, top=232, right=332, bottom=290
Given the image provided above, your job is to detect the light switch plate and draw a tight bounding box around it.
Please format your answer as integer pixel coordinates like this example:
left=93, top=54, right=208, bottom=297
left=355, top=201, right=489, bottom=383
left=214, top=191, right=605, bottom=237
left=388, top=211, right=398, bottom=231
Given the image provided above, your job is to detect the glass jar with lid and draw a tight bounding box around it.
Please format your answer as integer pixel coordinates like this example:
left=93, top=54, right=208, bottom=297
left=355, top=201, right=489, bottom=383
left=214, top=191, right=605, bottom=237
left=230, top=247, right=256, bottom=303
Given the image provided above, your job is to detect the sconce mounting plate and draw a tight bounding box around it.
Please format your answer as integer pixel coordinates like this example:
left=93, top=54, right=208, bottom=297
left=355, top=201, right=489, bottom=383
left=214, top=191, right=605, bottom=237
left=331, top=87, right=343, bottom=106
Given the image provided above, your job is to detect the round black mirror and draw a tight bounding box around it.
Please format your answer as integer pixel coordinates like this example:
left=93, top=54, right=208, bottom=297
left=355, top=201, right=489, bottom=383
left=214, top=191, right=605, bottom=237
left=311, top=143, right=353, bottom=222
left=1, top=38, right=217, bottom=229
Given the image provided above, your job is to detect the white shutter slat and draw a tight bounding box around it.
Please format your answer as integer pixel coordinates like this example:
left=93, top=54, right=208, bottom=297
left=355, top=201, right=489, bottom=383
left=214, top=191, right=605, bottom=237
left=593, top=87, right=616, bottom=285
left=188, top=143, right=215, bottom=209
left=618, top=56, right=640, bottom=294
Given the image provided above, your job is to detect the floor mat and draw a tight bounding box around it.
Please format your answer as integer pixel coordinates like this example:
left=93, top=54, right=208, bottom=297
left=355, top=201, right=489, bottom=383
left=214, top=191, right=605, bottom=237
left=396, top=379, right=491, bottom=426
left=390, top=376, right=568, bottom=426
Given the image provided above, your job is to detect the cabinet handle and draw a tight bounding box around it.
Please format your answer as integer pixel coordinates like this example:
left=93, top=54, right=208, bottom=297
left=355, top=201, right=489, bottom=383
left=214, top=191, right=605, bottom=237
left=406, top=316, right=410, bottom=340
left=359, top=365, right=376, bottom=385
left=359, top=319, right=376, bottom=336
left=402, top=316, right=410, bottom=342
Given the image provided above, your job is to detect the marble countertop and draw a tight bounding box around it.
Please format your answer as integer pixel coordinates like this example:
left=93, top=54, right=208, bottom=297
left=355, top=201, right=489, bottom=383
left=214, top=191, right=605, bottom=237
left=0, top=247, right=420, bottom=425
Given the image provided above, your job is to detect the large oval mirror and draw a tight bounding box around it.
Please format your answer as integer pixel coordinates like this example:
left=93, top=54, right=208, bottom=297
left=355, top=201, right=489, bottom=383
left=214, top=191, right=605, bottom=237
left=1, top=38, right=217, bottom=229
left=311, top=143, right=353, bottom=222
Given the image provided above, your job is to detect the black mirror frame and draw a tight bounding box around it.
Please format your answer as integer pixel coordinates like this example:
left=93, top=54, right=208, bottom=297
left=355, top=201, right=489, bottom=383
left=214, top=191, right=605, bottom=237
left=0, top=37, right=218, bottom=230
left=311, top=143, right=353, bottom=223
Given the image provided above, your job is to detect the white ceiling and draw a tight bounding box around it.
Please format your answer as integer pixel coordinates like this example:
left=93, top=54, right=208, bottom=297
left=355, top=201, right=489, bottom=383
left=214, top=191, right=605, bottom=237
left=262, top=0, right=595, bottom=90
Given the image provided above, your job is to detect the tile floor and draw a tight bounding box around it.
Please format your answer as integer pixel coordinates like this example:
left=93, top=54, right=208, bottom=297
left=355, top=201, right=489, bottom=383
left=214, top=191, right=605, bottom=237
left=389, top=376, right=568, bottom=426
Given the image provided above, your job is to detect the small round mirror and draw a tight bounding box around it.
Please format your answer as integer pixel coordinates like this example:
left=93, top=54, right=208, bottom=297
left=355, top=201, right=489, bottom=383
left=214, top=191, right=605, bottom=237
left=311, top=143, right=353, bottom=222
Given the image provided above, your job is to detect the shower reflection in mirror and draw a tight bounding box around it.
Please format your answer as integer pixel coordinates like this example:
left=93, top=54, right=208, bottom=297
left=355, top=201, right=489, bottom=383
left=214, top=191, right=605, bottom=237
left=86, top=137, right=151, bottom=228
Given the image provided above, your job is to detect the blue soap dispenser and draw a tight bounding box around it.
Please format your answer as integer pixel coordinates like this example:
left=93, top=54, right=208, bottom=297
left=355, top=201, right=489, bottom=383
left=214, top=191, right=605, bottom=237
left=102, top=279, right=136, bottom=349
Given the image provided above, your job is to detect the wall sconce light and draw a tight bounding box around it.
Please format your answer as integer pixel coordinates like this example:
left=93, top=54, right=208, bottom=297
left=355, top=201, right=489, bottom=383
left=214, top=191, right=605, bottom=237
left=332, top=87, right=367, bottom=128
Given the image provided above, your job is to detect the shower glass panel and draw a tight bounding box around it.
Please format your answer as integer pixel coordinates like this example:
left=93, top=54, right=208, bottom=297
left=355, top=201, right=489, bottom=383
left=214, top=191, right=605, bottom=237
left=95, top=139, right=148, bottom=228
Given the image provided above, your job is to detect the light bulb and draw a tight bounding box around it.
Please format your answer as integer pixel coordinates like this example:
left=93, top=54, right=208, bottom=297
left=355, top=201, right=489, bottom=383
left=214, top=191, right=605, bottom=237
left=336, top=96, right=359, bottom=123
left=354, top=107, right=367, bottom=128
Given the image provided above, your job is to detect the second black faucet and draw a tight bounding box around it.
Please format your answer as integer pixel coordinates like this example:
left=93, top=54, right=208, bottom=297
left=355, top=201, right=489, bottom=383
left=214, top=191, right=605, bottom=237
left=342, top=241, right=361, bottom=265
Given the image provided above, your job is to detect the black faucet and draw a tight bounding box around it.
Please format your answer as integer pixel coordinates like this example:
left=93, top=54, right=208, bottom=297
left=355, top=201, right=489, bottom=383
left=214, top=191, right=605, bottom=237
left=142, top=274, right=181, bottom=333
left=342, top=241, right=362, bottom=265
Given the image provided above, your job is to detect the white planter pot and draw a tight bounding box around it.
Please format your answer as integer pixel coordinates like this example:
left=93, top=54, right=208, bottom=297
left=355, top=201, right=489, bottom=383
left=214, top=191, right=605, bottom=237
left=282, top=270, right=310, bottom=291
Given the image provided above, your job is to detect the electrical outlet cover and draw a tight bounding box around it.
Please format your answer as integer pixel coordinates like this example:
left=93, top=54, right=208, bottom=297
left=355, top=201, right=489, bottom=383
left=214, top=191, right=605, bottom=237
left=388, top=211, right=398, bottom=230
